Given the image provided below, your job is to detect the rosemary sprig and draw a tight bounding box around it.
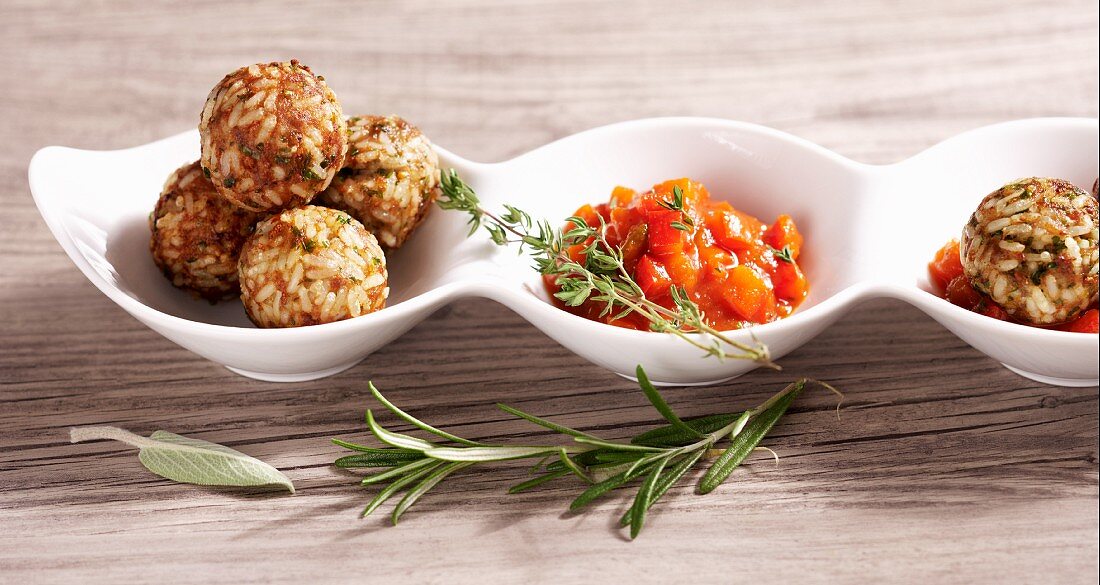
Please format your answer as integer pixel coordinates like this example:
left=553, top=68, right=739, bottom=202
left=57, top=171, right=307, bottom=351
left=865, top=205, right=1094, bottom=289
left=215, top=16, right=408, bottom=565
left=334, top=366, right=840, bottom=539
left=437, top=170, right=775, bottom=367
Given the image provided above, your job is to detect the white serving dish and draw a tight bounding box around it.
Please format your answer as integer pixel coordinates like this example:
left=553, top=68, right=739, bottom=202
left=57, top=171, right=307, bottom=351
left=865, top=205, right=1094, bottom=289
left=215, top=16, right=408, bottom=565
left=28, top=118, right=1099, bottom=386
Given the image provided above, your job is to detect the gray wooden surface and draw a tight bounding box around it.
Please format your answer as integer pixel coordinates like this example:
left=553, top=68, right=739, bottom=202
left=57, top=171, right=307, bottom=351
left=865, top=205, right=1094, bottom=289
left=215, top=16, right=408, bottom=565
left=1, top=0, right=1097, bottom=583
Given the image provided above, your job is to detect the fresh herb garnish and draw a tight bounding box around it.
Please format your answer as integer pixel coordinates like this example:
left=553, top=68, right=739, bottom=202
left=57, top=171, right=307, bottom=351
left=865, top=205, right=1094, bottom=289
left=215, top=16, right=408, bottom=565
left=658, top=185, right=695, bottom=230
left=774, top=245, right=794, bottom=264
left=437, top=170, right=774, bottom=366
left=71, top=426, right=294, bottom=492
left=335, top=367, right=840, bottom=538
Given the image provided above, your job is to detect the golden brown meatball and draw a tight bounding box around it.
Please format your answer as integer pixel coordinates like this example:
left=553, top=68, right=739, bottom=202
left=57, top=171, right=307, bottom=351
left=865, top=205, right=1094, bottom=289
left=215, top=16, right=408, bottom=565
left=319, top=115, right=440, bottom=248
left=962, top=177, right=1098, bottom=325
left=238, top=205, right=388, bottom=328
left=150, top=161, right=259, bottom=301
left=199, top=60, right=347, bottom=212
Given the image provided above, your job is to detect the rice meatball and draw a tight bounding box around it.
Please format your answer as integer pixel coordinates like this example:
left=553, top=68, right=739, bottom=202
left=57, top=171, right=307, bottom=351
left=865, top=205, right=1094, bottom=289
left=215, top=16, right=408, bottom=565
left=961, top=177, right=1099, bottom=325
left=238, top=205, right=388, bottom=328
left=150, top=161, right=258, bottom=301
left=199, top=60, right=348, bottom=212
left=318, top=115, right=440, bottom=248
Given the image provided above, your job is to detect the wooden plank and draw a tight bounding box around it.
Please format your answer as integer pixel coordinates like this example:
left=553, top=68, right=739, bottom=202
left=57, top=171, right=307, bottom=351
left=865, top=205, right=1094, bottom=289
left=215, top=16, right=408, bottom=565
left=0, top=0, right=1096, bottom=582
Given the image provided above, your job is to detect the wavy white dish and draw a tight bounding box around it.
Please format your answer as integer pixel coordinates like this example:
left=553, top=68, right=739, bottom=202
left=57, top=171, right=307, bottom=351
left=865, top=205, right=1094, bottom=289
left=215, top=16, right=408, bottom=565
left=29, top=118, right=1099, bottom=386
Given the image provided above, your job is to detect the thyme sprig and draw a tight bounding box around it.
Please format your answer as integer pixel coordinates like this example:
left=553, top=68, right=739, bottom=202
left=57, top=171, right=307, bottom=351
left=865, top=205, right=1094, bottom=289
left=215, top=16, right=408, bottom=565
left=437, top=170, right=775, bottom=367
left=335, top=366, right=839, bottom=539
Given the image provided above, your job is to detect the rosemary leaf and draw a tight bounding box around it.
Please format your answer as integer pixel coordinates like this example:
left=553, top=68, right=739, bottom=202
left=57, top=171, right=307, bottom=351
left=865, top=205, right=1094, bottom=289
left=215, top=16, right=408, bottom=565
left=629, top=457, right=668, bottom=539
left=362, top=462, right=442, bottom=518
left=496, top=403, right=600, bottom=440
left=635, top=365, right=704, bottom=439
left=621, top=449, right=706, bottom=527
left=697, top=382, right=804, bottom=494
left=631, top=413, right=743, bottom=447
left=558, top=449, right=594, bottom=483
left=335, top=451, right=425, bottom=468
left=392, top=462, right=474, bottom=525
left=332, top=438, right=423, bottom=455
left=366, top=410, right=436, bottom=451
left=425, top=445, right=561, bottom=462
left=369, top=382, right=486, bottom=446
left=570, top=462, right=656, bottom=511
left=573, top=437, right=666, bottom=452
left=508, top=468, right=571, bottom=494
left=361, top=458, right=438, bottom=486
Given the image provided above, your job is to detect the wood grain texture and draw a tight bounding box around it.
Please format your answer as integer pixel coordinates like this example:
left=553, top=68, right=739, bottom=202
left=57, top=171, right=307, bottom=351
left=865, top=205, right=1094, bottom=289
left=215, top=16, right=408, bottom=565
left=1, top=0, right=1097, bottom=583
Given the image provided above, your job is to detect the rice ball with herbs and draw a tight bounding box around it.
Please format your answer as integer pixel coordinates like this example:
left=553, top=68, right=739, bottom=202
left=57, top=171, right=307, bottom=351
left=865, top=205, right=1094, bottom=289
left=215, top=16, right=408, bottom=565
left=150, top=161, right=258, bottom=301
left=319, top=115, right=440, bottom=248
left=199, top=60, right=348, bottom=212
left=961, top=177, right=1099, bottom=325
left=238, top=205, right=388, bottom=328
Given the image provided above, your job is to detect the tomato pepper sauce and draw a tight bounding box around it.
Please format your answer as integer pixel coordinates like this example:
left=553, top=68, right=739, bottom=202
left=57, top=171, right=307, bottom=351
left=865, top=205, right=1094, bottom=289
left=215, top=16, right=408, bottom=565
left=928, top=239, right=1099, bottom=333
left=545, top=178, right=809, bottom=331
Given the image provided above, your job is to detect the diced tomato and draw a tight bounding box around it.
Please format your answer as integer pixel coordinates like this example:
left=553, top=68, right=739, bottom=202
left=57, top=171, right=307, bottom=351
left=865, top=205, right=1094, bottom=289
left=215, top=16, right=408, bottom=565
left=697, top=242, right=734, bottom=275
left=710, top=209, right=765, bottom=253
left=977, top=303, right=1009, bottom=321
left=1058, top=309, right=1099, bottom=333
left=619, top=223, right=648, bottom=274
left=635, top=255, right=673, bottom=298
left=646, top=209, right=688, bottom=256
left=765, top=215, right=803, bottom=259
left=610, top=186, right=636, bottom=208
left=663, top=252, right=698, bottom=293
left=772, top=259, right=808, bottom=304
left=944, top=275, right=983, bottom=310
left=723, top=265, right=772, bottom=322
left=929, top=240, right=965, bottom=292
left=571, top=204, right=600, bottom=229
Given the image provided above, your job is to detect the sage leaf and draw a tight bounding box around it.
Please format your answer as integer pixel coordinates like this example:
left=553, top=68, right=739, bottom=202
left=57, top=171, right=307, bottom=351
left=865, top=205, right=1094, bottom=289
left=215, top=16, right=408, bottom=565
left=70, top=426, right=293, bottom=493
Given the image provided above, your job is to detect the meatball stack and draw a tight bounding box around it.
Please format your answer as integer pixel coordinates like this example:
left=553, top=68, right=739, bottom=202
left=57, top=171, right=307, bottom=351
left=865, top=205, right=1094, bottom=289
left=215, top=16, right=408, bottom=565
left=150, top=60, right=437, bottom=328
left=961, top=177, right=1099, bottom=325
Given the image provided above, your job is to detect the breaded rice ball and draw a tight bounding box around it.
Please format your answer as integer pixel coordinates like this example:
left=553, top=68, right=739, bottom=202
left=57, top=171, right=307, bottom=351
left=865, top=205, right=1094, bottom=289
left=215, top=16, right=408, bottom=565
left=199, top=60, right=348, bottom=212
left=150, top=161, right=258, bottom=301
left=962, top=177, right=1099, bottom=325
left=238, top=205, right=388, bottom=328
left=319, top=115, right=440, bottom=248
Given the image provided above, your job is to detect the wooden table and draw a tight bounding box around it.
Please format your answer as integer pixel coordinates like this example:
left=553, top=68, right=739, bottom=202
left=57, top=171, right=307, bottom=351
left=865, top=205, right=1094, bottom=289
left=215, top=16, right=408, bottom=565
left=2, top=1, right=1097, bottom=582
